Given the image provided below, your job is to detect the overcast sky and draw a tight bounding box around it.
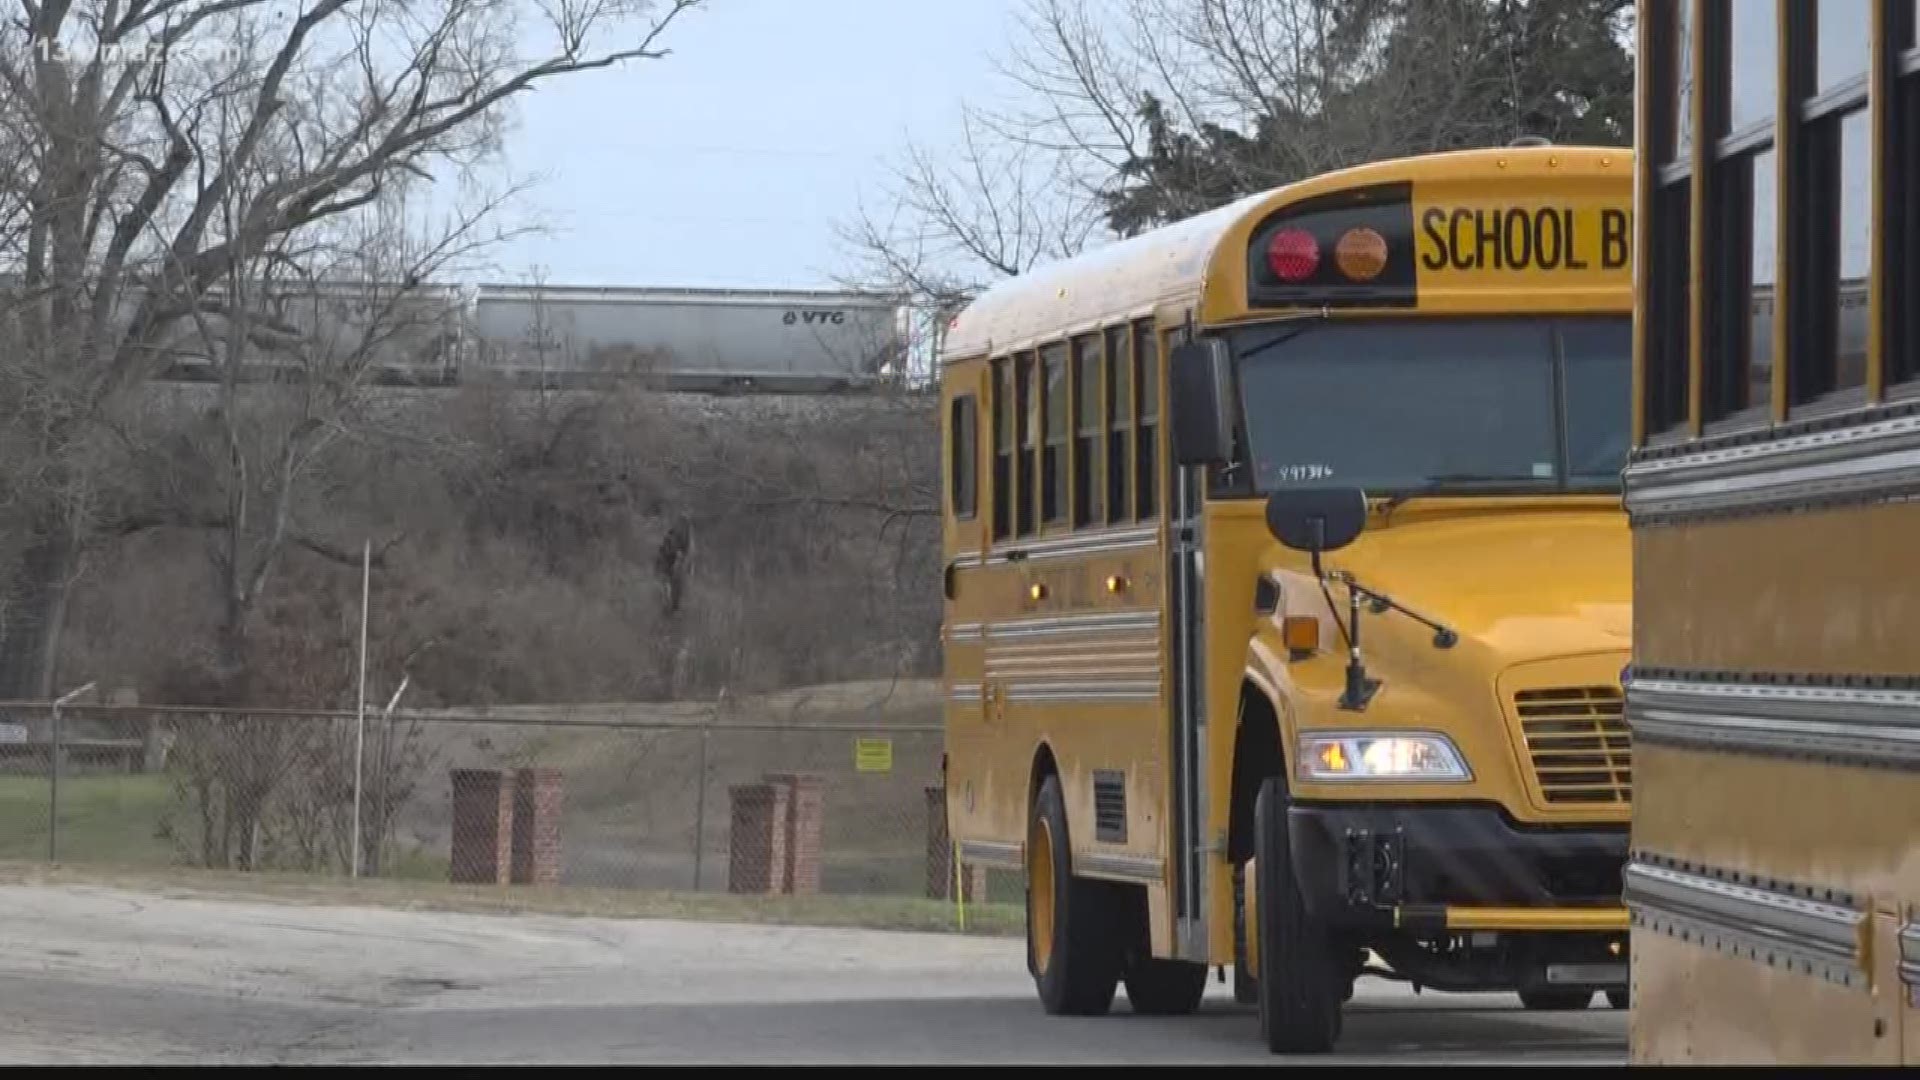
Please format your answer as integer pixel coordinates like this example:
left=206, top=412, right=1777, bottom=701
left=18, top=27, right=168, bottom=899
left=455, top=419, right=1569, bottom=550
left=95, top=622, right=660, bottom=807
left=440, top=0, right=1025, bottom=292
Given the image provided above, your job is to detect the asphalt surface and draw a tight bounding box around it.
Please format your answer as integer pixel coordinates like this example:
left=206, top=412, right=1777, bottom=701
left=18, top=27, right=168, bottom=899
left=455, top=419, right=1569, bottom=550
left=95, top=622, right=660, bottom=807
left=0, top=884, right=1626, bottom=1064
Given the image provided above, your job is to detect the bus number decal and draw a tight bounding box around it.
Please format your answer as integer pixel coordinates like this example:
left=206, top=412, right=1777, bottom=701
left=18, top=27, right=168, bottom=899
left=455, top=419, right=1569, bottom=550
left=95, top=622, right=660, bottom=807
left=1262, top=463, right=1336, bottom=483
left=1418, top=206, right=1629, bottom=273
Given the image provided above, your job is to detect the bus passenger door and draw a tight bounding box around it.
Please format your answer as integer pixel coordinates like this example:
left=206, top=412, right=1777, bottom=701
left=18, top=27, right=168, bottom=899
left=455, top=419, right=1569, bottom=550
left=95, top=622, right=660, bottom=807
left=941, top=361, right=991, bottom=841
left=1164, top=321, right=1210, bottom=961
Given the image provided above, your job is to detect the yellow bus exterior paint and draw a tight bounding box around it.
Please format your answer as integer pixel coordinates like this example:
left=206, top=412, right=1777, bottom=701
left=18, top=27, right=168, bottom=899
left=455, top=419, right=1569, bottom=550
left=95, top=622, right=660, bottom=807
left=1625, top=0, right=1919, bottom=1066
left=937, top=144, right=1635, bottom=1053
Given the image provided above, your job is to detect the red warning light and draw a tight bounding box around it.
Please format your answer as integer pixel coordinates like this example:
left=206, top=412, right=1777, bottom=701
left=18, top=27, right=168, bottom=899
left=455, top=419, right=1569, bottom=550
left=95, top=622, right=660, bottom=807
left=1266, top=228, right=1320, bottom=283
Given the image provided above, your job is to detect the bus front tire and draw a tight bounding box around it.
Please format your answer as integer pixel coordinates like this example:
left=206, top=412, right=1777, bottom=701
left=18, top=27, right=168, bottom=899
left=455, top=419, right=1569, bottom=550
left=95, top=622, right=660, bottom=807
left=1027, top=773, right=1120, bottom=1015
left=1232, top=862, right=1258, bottom=1004
left=1253, top=776, right=1343, bottom=1053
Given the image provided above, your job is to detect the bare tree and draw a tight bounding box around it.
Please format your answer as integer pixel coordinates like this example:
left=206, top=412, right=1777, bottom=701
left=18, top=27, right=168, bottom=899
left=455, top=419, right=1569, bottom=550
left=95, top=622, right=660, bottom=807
left=833, top=103, right=1102, bottom=316
left=0, top=0, right=706, bottom=701
left=838, top=0, right=1635, bottom=290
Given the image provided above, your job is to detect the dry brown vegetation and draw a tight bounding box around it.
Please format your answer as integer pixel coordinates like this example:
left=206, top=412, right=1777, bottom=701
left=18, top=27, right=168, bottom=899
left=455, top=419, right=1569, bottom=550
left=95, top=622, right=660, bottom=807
left=60, top=382, right=943, bottom=712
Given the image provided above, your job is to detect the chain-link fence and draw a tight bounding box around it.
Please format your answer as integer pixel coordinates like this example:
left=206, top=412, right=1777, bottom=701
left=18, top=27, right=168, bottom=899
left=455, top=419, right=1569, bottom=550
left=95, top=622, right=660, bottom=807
left=0, top=693, right=1014, bottom=928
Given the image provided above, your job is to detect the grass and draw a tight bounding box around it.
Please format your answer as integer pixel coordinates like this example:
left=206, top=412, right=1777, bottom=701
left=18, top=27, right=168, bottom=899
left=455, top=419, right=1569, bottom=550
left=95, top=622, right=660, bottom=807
left=0, top=679, right=1028, bottom=936
left=0, top=774, right=176, bottom=865
left=0, top=860, right=1025, bottom=936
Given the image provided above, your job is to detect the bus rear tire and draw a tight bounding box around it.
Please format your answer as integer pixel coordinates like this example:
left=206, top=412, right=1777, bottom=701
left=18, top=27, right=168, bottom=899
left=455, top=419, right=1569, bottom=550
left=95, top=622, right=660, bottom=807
left=1027, top=773, right=1120, bottom=1016
left=1253, top=776, right=1343, bottom=1053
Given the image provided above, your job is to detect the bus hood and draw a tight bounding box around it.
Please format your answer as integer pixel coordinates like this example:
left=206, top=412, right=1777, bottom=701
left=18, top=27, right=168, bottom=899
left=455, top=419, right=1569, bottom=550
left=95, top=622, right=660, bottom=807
left=1265, top=504, right=1631, bottom=662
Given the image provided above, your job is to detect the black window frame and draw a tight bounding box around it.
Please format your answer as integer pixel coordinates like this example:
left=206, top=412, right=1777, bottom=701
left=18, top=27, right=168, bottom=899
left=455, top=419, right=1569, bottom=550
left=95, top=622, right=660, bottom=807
left=1104, top=324, right=1133, bottom=524
left=990, top=357, right=1012, bottom=541
left=1071, top=333, right=1105, bottom=528
left=1642, top=0, right=1698, bottom=442
left=1040, top=341, right=1070, bottom=528
left=1890, top=0, right=1920, bottom=393
left=949, top=391, right=978, bottom=521
left=1700, top=0, right=1780, bottom=430
left=1132, top=318, right=1159, bottom=522
left=1015, top=350, right=1036, bottom=538
left=1782, top=1, right=1873, bottom=414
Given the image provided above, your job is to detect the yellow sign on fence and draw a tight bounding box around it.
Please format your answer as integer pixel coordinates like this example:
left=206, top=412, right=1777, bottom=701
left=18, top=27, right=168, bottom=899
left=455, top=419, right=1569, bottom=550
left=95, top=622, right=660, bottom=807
left=855, top=737, right=893, bottom=773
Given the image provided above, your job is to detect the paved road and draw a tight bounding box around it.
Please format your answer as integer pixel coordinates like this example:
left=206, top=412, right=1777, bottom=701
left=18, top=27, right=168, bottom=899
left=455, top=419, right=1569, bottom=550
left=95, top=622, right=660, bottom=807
left=0, top=885, right=1625, bottom=1064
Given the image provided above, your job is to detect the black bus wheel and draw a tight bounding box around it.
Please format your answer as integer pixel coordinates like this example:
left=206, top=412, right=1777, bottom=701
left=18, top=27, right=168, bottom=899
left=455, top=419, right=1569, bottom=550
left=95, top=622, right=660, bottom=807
left=1232, top=862, right=1258, bottom=1004
left=1253, top=776, right=1343, bottom=1053
left=1027, top=773, right=1120, bottom=1015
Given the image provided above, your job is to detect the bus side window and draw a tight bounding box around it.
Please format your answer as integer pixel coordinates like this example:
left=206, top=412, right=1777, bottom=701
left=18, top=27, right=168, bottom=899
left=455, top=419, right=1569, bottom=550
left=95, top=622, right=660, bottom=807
left=1041, top=341, right=1069, bottom=527
left=949, top=392, right=977, bottom=520
left=992, top=358, right=1012, bottom=540
left=1016, top=351, right=1036, bottom=537
left=1133, top=319, right=1159, bottom=520
left=1072, top=333, right=1103, bottom=528
left=1105, top=325, right=1131, bottom=523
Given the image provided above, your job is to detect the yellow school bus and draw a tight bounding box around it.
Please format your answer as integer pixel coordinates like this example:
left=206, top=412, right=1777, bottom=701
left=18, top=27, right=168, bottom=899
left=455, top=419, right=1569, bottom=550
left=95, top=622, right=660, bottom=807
left=1624, top=0, right=1919, bottom=1065
left=937, top=141, right=1636, bottom=1053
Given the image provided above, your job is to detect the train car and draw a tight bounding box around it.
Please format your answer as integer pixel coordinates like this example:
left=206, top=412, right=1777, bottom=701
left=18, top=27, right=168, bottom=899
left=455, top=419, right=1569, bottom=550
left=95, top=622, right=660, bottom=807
left=464, top=284, right=912, bottom=391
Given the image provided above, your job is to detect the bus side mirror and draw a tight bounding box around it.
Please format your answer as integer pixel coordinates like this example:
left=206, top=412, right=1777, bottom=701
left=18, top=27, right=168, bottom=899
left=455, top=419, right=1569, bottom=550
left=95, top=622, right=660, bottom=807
left=1169, top=338, right=1236, bottom=466
left=1265, top=487, right=1368, bottom=554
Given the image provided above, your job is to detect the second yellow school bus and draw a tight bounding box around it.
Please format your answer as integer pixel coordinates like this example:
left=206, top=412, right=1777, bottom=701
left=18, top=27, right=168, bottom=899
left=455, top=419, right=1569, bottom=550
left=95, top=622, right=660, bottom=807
left=937, top=142, right=1636, bottom=1053
left=1624, top=0, right=1919, bottom=1065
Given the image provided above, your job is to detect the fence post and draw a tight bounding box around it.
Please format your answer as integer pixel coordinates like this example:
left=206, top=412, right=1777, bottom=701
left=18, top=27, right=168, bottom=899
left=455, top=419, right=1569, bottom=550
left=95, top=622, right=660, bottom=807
left=693, top=725, right=709, bottom=890
left=48, top=682, right=95, bottom=864
left=48, top=703, right=58, bottom=863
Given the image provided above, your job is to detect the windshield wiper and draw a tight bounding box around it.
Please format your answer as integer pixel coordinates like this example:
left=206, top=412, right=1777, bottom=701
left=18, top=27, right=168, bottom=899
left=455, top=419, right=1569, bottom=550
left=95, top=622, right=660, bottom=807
left=1234, top=309, right=1328, bottom=363
left=1377, top=472, right=1545, bottom=515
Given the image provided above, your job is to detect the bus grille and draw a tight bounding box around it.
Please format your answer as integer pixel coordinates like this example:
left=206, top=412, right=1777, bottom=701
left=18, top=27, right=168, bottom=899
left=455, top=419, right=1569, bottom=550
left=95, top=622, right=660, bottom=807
left=1515, top=686, right=1631, bottom=805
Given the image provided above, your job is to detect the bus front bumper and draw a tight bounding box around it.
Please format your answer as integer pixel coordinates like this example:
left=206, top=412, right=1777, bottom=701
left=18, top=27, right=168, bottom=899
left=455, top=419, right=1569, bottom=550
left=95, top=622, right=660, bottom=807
left=1284, top=802, right=1629, bottom=934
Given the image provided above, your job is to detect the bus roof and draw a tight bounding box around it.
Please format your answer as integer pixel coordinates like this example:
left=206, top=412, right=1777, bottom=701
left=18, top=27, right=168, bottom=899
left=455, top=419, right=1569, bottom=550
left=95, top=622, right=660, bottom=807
left=940, top=143, right=1633, bottom=363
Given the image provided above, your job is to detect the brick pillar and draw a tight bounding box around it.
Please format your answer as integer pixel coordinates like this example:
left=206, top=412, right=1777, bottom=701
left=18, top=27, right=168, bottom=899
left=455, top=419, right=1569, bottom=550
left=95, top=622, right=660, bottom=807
left=511, top=767, right=564, bottom=887
left=728, top=781, right=789, bottom=894
left=925, top=785, right=986, bottom=900
left=765, top=772, right=824, bottom=895
left=449, top=768, right=514, bottom=884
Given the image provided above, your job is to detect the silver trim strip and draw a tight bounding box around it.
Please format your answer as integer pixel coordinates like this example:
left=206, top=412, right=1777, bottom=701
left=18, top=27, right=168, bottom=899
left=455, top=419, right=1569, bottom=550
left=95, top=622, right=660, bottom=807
left=987, top=655, right=1161, bottom=675
left=1624, top=860, right=1867, bottom=989
left=1626, top=677, right=1920, bottom=766
left=951, top=551, right=983, bottom=569
left=1623, top=413, right=1920, bottom=517
left=1006, top=681, right=1161, bottom=702
left=957, top=840, right=1023, bottom=869
left=983, top=526, right=1160, bottom=565
left=949, top=682, right=982, bottom=702
left=986, top=637, right=1157, bottom=657
left=947, top=622, right=983, bottom=641
left=1077, top=852, right=1164, bottom=882
left=986, top=610, right=1161, bottom=638
left=1901, top=920, right=1920, bottom=989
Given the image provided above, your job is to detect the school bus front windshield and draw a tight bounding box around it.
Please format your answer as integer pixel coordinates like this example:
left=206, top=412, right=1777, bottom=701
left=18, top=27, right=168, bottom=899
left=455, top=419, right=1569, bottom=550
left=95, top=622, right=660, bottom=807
left=1226, top=315, right=1632, bottom=498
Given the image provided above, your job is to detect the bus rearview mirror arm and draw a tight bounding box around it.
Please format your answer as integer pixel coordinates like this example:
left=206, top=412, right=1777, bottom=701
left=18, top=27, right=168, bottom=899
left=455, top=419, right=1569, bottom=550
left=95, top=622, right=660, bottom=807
left=1268, top=488, right=1456, bottom=710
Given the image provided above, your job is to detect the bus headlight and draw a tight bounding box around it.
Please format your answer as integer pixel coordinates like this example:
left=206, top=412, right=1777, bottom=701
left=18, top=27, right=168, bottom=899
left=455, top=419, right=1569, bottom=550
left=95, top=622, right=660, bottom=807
left=1295, top=732, right=1471, bottom=781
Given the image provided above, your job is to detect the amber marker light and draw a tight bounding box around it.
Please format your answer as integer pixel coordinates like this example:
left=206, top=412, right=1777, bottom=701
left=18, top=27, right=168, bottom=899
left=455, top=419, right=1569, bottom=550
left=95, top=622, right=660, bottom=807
left=1282, top=615, right=1320, bottom=655
left=1334, top=226, right=1388, bottom=282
